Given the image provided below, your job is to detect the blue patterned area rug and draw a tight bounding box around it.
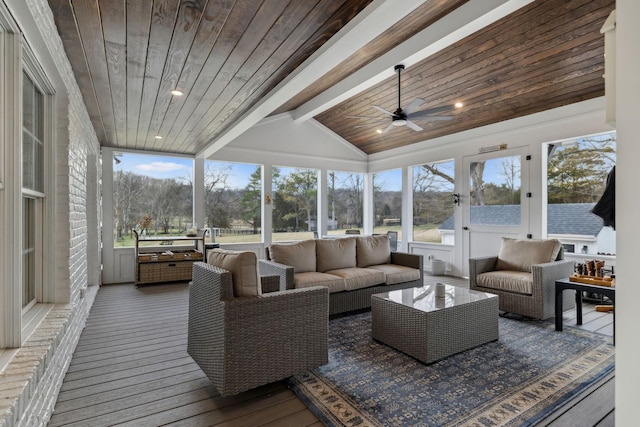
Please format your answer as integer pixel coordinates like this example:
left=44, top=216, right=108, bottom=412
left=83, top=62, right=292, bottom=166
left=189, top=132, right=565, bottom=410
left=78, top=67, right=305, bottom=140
left=288, top=311, right=614, bottom=427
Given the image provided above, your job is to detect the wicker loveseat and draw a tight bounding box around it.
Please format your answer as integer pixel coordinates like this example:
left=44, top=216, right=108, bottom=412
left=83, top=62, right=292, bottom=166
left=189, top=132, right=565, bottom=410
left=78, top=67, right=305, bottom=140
left=187, top=252, right=329, bottom=397
left=469, top=237, right=575, bottom=320
left=259, top=234, right=423, bottom=315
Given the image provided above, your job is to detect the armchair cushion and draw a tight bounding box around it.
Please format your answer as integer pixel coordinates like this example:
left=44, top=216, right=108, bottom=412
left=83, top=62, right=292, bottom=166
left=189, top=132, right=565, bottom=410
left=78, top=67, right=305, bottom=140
left=477, top=270, right=533, bottom=295
left=269, top=239, right=316, bottom=273
left=316, top=237, right=356, bottom=272
left=495, top=238, right=562, bottom=272
left=356, top=234, right=391, bottom=267
left=208, top=249, right=260, bottom=296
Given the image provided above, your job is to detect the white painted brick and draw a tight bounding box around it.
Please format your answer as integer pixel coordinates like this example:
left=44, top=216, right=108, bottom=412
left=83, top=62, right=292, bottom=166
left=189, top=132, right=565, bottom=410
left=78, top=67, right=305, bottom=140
left=0, top=0, right=101, bottom=425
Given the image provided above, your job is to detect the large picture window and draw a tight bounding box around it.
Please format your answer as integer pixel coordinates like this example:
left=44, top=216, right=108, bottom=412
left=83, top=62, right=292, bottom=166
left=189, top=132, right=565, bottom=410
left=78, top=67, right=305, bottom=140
left=272, top=166, right=317, bottom=241
left=412, top=160, right=455, bottom=243
left=113, top=153, right=193, bottom=247
left=327, top=171, right=364, bottom=235
left=373, top=169, right=402, bottom=237
left=547, top=132, right=616, bottom=255
left=203, top=161, right=262, bottom=243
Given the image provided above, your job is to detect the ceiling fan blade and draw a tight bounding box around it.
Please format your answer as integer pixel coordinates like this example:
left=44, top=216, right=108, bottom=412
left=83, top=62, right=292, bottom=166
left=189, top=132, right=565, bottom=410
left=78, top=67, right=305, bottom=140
left=381, top=122, right=395, bottom=134
left=403, top=98, right=426, bottom=114
left=405, top=120, right=423, bottom=132
left=373, top=105, right=394, bottom=116
left=408, top=104, right=456, bottom=119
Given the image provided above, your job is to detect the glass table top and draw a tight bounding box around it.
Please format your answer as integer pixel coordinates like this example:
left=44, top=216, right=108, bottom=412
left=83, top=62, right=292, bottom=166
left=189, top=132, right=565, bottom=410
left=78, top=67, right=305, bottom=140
left=373, top=284, right=497, bottom=313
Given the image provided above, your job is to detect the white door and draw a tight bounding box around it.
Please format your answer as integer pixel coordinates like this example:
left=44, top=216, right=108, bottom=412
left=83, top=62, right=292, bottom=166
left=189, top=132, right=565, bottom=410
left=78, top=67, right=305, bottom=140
left=461, top=148, right=530, bottom=276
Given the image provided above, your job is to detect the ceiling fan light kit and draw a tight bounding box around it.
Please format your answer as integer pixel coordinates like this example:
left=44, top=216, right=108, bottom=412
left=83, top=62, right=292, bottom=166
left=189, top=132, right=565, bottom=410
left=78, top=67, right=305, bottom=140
left=357, top=64, right=457, bottom=134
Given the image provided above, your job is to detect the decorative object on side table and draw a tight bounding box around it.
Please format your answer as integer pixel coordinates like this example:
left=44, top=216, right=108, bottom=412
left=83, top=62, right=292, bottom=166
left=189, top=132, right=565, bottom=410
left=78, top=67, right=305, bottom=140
left=186, top=223, right=198, bottom=237
left=435, top=282, right=446, bottom=298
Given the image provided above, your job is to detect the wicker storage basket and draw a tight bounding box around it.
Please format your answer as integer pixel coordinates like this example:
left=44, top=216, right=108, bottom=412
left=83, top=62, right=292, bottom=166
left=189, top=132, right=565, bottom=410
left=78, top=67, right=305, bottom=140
left=138, top=261, right=193, bottom=284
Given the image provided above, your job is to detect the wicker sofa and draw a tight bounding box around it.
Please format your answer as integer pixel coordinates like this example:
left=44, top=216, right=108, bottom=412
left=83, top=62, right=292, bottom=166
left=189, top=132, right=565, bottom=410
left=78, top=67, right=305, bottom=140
left=469, top=237, right=575, bottom=320
left=259, top=234, right=424, bottom=315
left=187, top=253, right=329, bottom=397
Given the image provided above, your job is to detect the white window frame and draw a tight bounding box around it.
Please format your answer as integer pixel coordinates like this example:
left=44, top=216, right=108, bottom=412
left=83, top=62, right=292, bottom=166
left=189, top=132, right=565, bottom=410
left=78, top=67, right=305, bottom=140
left=0, top=4, right=55, bottom=349
left=0, top=3, right=23, bottom=350
left=20, top=42, right=55, bottom=343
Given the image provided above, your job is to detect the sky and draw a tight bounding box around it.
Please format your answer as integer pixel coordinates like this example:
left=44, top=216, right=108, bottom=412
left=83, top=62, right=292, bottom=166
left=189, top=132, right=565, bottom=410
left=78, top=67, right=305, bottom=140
left=113, top=152, right=521, bottom=191
left=113, top=153, right=257, bottom=188
left=114, top=153, right=192, bottom=180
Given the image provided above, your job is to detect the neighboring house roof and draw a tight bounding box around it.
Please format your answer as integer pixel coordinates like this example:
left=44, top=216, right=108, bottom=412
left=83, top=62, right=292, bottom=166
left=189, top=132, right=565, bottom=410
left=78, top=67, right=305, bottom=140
left=439, top=203, right=603, bottom=236
left=548, top=203, right=602, bottom=236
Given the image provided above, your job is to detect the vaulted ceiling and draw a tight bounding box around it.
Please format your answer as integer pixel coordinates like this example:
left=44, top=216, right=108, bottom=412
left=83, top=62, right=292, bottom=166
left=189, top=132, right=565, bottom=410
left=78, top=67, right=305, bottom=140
left=47, top=0, right=614, bottom=157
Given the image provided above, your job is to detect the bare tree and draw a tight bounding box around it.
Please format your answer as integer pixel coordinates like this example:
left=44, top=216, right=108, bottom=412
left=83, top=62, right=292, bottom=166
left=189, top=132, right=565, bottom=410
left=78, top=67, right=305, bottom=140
left=113, top=170, right=147, bottom=240
left=343, top=173, right=363, bottom=227
left=204, top=164, right=233, bottom=228
left=469, top=161, right=486, bottom=206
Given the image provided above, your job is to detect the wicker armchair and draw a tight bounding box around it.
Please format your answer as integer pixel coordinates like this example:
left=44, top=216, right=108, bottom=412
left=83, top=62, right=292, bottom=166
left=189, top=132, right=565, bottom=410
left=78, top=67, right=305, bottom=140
left=469, top=238, right=575, bottom=320
left=187, top=262, right=329, bottom=397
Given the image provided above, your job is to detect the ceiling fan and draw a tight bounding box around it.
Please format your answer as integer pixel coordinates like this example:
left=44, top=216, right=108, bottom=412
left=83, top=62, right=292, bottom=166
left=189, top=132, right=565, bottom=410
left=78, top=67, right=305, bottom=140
left=353, top=64, right=459, bottom=133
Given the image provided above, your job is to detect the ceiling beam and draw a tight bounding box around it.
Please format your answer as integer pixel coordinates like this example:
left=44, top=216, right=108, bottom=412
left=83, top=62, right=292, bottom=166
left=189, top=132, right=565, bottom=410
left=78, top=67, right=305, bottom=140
left=197, top=0, right=430, bottom=159
left=293, top=0, right=535, bottom=122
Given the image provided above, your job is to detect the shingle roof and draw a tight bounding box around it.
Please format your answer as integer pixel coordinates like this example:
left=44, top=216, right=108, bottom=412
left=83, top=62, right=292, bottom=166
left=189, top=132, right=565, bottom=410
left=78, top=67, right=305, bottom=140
left=439, top=203, right=603, bottom=236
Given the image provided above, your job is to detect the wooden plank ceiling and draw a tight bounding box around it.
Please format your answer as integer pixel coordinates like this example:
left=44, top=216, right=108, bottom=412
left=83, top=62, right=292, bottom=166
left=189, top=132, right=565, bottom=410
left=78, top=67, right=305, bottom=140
left=48, top=0, right=614, bottom=157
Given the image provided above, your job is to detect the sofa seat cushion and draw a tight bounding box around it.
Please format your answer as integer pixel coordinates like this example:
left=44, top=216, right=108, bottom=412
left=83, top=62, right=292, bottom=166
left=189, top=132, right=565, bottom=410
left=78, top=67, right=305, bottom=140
left=269, top=239, right=316, bottom=273
left=294, top=272, right=346, bottom=294
left=476, top=270, right=533, bottom=295
left=325, top=268, right=385, bottom=291
left=316, top=237, right=357, bottom=272
left=495, top=237, right=562, bottom=272
left=367, top=264, right=420, bottom=285
left=356, top=235, right=391, bottom=267
left=208, top=249, right=260, bottom=297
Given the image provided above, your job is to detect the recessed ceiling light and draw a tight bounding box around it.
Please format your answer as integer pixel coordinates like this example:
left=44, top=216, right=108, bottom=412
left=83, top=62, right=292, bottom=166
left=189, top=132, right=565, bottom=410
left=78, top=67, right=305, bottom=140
left=455, top=102, right=464, bottom=108
left=154, top=135, right=163, bottom=139
left=170, top=89, right=184, bottom=96
left=376, top=129, right=383, bottom=134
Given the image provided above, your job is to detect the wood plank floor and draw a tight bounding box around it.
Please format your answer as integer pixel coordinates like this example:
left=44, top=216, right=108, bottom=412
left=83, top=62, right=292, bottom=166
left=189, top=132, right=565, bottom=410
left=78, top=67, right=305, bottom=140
left=48, top=276, right=614, bottom=426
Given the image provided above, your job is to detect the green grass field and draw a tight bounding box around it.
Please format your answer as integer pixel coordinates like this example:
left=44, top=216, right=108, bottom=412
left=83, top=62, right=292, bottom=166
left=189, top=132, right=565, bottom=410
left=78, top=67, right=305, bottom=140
left=116, top=224, right=443, bottom=247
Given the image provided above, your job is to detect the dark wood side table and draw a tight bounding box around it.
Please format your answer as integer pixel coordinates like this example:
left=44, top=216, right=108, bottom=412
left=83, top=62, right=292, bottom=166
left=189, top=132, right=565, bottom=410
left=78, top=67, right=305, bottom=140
left=555, top=278, right=615, bottom=343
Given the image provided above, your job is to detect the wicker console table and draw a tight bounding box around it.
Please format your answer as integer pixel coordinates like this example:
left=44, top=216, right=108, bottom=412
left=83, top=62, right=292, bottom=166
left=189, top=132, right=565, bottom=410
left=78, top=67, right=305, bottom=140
left=371, top=284, right=498, bottom=364
left=133, top=229, right=207, bottom=286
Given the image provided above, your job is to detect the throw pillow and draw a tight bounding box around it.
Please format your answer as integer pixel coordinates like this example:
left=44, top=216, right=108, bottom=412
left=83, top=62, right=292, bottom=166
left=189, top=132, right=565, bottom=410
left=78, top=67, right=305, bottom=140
left=495, top=237, right=562, bottom=272
left=356, top=235, right=391, bottom=267
left=269, top=239, right=316, bottom=273
left=207, top=249, right=260, bottom=297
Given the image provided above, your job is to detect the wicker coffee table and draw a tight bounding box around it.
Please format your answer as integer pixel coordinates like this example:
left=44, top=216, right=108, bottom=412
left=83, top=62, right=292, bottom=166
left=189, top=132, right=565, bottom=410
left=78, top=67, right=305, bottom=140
left=371, top=284, right=498, bottom=364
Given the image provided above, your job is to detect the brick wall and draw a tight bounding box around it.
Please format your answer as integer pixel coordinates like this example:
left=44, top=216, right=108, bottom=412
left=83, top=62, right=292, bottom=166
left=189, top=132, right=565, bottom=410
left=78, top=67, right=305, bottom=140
left=0, top=0, right=101, bottom=425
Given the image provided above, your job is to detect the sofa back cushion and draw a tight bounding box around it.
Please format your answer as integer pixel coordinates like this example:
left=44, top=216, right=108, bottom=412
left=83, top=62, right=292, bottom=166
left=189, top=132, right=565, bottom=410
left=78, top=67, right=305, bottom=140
left=495, top=238, right=562, bottom=272
left=356, top=235, right=391, bottom=267
left=316, top=237, right=357, bottom=272
left=269, top=239, right=316, bottom=273
left=208, top=249, right=261, bottom=296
